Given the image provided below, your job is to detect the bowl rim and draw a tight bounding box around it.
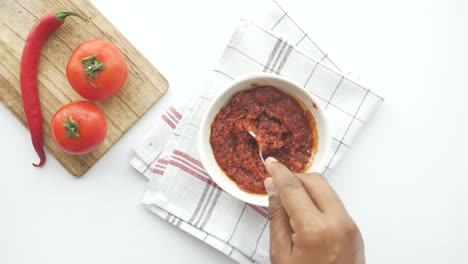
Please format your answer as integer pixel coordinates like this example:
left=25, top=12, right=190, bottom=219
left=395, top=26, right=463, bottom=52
left=198, top=72, right=332, bottom=207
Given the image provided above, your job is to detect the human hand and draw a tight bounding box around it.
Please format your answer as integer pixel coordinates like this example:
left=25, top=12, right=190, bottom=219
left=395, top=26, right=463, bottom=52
left=264, top=157, right=365, bottom=264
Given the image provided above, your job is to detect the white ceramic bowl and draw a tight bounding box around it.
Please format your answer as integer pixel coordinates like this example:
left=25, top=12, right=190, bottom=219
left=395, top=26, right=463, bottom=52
left=198, top=73, right=331, bottom=207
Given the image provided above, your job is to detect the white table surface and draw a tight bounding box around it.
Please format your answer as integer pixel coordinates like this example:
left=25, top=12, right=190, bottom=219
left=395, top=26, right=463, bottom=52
left=2, top=0, right=468, bottom=263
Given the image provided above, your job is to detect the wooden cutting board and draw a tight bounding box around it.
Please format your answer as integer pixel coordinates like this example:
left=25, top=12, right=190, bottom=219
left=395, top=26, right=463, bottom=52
left=0, top=0, right=168, bottom=176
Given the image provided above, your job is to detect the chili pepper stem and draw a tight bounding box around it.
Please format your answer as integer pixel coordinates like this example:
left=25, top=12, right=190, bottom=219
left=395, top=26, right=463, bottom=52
left=54, top=11, right=89, bottom=23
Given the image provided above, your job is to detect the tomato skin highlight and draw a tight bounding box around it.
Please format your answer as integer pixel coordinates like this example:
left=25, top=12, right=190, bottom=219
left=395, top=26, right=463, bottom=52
left=51, top=101, right=107, bottom=155
left=66, top=40, right=127, bottom=101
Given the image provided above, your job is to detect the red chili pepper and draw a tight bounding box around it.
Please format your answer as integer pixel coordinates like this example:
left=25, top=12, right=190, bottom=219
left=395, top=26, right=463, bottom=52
left=20, top=11, right=86, bottom=167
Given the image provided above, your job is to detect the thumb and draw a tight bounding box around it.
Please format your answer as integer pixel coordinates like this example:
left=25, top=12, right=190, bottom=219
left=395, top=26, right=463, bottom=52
left=265, top=177, right=292, bottom=260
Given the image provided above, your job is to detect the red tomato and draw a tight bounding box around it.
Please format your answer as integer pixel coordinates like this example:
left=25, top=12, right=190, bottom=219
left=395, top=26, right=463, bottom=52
left=66, top=40, right=127, bottom=100
left=51, top=101, right=107, bottom=155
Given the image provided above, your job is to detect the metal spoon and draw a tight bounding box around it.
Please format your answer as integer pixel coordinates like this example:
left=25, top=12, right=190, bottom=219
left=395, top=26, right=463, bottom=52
left=248, top=130, right=265, bottom=163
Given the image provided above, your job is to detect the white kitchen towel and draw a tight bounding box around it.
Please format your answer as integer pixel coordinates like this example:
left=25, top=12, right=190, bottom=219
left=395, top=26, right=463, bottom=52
left=131, top=1, right=383, bottom=263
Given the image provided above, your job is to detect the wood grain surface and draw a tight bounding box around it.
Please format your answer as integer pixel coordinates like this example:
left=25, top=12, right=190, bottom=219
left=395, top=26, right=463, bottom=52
left=0, top=0, right=168, bottom=176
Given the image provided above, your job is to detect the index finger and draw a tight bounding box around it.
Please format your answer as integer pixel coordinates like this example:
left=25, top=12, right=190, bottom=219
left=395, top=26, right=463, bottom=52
left=264, top=157, right=320, bottom=222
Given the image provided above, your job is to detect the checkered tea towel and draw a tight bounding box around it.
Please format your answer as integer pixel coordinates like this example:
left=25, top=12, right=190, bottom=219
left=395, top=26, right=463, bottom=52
left=131, top=1, right=383, bottom=263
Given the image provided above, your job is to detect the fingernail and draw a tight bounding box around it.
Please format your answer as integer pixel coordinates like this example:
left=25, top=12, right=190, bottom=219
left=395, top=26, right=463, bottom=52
left=265, top=157, right=278, bottom=164
left=264, top=177, right=277, bottom=196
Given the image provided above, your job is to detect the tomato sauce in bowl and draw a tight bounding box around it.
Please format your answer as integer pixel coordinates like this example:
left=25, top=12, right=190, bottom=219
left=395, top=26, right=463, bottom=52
left=210, top=86, right=317, bottom=194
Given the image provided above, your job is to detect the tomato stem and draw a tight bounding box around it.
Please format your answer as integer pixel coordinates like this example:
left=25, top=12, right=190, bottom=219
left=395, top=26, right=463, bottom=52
left=81, top=53, right=105, bottom=88
left=63, top=114, right=80, bottom=139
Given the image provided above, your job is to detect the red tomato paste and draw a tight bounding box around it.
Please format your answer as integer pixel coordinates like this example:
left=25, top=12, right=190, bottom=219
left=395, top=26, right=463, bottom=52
left=210, top=86, right=316, bottom=194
